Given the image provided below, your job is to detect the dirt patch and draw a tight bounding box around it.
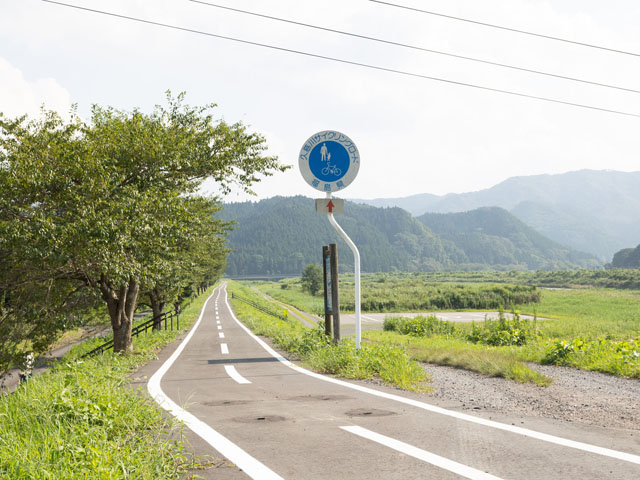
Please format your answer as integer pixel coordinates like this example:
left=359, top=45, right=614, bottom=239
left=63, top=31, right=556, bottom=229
left=423, top=362, right=640, bottom=430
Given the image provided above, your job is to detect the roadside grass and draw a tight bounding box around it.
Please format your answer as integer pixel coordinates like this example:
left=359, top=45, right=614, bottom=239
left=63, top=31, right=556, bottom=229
left=0, top=287, right=216, bottom=479
left=227, top=280, right=430, bottom=391
left=365, top=331, right=552, bottom=386
left=252, top=278, right=640, bottom=380
left=255, top=280, right=325, bottom=315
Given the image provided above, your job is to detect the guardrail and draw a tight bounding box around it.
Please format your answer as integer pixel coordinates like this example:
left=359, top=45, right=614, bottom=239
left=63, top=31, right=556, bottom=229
left=81, top=309, right=180, bottom=358
left=231, top=293, right=288, bottom=321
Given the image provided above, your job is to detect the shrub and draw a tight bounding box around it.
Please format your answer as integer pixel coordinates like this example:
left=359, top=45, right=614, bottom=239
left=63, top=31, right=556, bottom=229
left=383, top=315, right=459, bottom=337
left=542, top=336, right=640, bottom=377
left=467, top=310, right=537, bottom=346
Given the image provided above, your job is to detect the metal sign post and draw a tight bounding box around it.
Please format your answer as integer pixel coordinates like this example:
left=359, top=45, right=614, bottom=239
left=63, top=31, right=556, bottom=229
left=299, top=130, right=362, bottom=350
left=329, top=243, right=340, bottom=342
left=322, top=245, right=332, bottom=337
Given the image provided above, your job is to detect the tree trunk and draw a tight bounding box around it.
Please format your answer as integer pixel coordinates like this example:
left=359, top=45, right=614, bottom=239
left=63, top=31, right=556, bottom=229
left=99, top=275, right=139, bottom=353
left=149, top=288, right=165, bottom=331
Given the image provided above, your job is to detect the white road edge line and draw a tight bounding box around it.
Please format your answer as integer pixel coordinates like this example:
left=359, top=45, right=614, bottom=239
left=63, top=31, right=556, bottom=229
left=221, top=343, right=229, bottom=354
left=147, top=285, right=283, bottom=480
left=225, top=365, right=252, bottom=384
left=341, top=426, right=503, bottom=480
left=222, top=285, right=640, bottom=466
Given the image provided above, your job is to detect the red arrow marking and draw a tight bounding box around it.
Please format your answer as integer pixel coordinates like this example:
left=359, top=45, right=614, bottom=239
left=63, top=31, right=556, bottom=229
left=327, top=200, right=335, bottom=213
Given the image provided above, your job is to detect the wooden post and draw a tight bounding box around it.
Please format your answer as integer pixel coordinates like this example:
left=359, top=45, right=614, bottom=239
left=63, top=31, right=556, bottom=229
left=329, top=243, right=340, bottom=342
left=322, top=245, right=332, bottom=337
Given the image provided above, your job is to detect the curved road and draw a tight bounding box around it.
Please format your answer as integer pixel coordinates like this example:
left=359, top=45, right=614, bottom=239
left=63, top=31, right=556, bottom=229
left=143, top=284, right=640, bottom=479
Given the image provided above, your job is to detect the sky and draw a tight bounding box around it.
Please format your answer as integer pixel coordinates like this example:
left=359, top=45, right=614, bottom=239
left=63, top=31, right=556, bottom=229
left=2, top=0, right=640, bottom=202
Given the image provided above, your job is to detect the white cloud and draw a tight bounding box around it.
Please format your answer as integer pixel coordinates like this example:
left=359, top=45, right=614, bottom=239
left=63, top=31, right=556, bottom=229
left=0, top=57, right=72, bottom=118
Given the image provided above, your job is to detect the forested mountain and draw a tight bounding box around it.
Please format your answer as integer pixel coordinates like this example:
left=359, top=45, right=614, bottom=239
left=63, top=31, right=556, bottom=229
left=220, top=196, right=449, bottom=275
left=418, top=207, right=600, bottom=271
left=611, top=244, right=640, bottom=269
left=353, top=170, right=640, bottom=260
left=219, top=197, right=599, bottom=276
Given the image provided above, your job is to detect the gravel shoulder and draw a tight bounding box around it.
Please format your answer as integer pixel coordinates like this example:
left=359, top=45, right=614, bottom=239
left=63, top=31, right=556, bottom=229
left=422, top=362, right=640, bottom=431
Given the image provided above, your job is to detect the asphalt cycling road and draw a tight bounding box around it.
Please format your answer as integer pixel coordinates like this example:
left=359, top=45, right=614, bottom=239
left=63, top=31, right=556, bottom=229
left=144, top=284, right=640, bottom=479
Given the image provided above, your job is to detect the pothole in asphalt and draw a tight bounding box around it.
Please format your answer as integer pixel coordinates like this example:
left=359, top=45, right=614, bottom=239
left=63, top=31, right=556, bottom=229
left=203, top=400, right=252, bottom=407
left=233, top=415, right=286, bottom=423
left=287, top=394, right=353, bottom=402
left=345, top=408, right=396, bottom=417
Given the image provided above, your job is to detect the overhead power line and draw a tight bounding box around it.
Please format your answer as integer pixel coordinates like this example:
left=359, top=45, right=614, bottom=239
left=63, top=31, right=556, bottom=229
left=40, top=0, right=640, bottom=119
left=189, top=0, right=640, bottom=95
left=369, top=0, right=640, bottom=59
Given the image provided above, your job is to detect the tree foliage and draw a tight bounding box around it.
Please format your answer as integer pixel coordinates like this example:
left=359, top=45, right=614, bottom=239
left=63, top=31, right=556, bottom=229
left=0, top=92, right=287, bottom=365
left=301, top=264, right=323, bottom=296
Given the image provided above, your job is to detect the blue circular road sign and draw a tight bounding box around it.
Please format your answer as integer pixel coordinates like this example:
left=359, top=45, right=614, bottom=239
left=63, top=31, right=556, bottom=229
left=299, top=130, right=360, bottom=193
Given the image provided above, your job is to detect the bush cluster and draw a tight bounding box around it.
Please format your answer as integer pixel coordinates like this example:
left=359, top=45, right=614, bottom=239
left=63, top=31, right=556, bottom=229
left=342, top=282, right=540, bottom=312
left=383, top=315, right=459, bottom=338
left=466, top=310, right=537, bottom=346
left=543, top=336, right=640, bottom=377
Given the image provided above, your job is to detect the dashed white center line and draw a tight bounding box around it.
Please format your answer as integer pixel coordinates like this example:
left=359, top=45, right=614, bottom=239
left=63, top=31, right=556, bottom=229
left=341, top=426, right=503, bottom=480
left=224, top=365, right=251, bottom=384
left=219, top=332, right=225, bottom=339
left=218, top=325, right=222, bottom=330
left=221, top=343, right=229, bottom=354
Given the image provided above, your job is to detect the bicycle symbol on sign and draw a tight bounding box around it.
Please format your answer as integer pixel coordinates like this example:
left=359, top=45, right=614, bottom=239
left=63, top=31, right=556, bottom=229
left=320, top=145, right=341, bottom=177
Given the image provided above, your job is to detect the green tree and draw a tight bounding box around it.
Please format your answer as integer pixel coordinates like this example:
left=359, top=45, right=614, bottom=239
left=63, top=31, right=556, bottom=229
left=141, top=198, right=231, bottom=328
left=0, top=92, right=288, bottom=356
left=301, top=264, right=323, bottom=296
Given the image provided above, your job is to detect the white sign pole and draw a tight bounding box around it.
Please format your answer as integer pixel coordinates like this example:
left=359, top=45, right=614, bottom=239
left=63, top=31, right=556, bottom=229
left=326, top=192, right=361, bottom=350
left=299, top=130, right=362, bottom=350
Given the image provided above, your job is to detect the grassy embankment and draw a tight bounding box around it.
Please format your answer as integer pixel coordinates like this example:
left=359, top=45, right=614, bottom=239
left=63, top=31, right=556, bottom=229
left=227, top=281, right=429, bottom=391
left=0, top=287, right=217, bottom=480
left=255, top=274, right=640, bottom=382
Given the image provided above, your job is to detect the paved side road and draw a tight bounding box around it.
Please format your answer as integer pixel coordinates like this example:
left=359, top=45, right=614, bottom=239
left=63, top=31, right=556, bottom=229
left=144, top=284, right=640, bottom=479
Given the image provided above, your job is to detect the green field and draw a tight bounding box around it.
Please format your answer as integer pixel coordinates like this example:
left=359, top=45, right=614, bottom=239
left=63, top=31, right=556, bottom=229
left=251, top=273, right=640, bottom=380
left=258, top=275, right=540, bottom=314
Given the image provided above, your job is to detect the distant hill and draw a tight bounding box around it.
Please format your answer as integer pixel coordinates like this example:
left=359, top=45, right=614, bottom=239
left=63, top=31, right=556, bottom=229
left=219, top=197, right=599, bottom=276
left=510, top=201, right=621, bottom=261
left=350, top=193, right=440, bottom=213
left=352, top=170, right=640, bottom=260
left=418, top=207, right=600, bottom=271
left=219, top=196, right=449, bottom=275
left=611, top=244, right=640, bottom=268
